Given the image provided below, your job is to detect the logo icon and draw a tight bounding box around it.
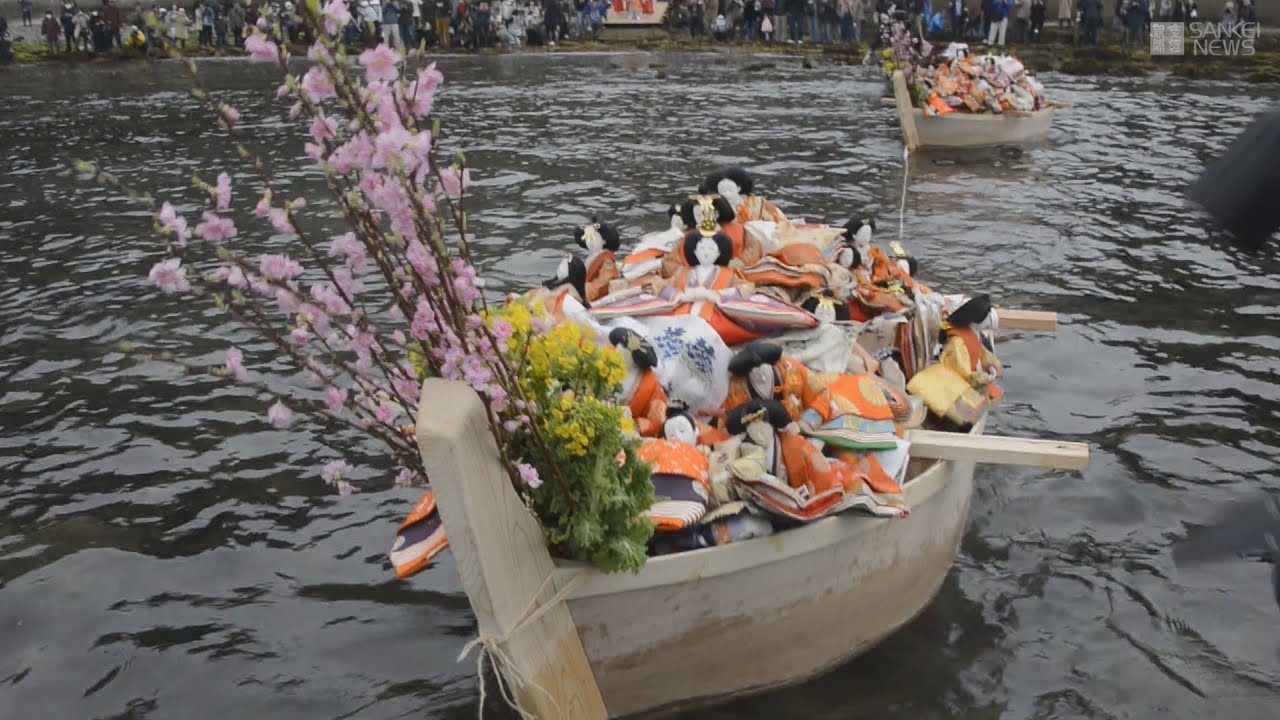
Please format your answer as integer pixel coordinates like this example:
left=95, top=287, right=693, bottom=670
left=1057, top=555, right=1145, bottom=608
left=1151, top=22, right=1185, bottom=56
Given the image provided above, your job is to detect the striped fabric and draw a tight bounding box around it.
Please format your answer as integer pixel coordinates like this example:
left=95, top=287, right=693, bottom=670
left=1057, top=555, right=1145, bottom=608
left=803, top=416, right=901, bottom=451
left=733, top=475, right=846, bottom=523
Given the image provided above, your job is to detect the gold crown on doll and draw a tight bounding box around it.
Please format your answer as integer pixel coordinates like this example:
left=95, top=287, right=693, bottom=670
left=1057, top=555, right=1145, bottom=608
left=741, top=407, right=767, bottom=425
left=889, top=241, right=910, bottom=259
left=580, top=224, right=602, bottom=245
left=689, top=194, right=723, bottom=234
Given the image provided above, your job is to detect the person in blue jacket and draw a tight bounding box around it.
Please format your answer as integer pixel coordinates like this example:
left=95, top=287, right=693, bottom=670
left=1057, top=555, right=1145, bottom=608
left=985, top=0, right=1010, bottom=44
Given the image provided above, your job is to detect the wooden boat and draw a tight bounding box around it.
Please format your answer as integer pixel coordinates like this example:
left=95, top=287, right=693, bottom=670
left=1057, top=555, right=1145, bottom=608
left=415, top=367, right=1088, bottom=718
left=891, top=69, right=1055, bottom=151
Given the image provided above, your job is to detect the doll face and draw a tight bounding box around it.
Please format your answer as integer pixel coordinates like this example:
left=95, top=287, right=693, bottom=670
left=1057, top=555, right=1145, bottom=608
left=836, top=247, right=854, bottom=268
left=581, top=226, right=604, bottom=254
left=663, top=415, right=697, bottom=445
left=555, top=254, right=570, bottom=281
left=693, top=236, right=720, bottom=267
left=896, top=258, right=912, bottom=276
left=745, top=419, right=773, bottom=447
left=716, top=178, right=743, bottom=207
left=748, top=364, right=774, bottom=398
left=814, top=300, right=836, bottom=325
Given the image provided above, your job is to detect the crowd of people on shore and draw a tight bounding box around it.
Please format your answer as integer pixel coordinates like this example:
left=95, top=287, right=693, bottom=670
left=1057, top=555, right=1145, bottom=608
left=0, top=0, right=1263, bottom=61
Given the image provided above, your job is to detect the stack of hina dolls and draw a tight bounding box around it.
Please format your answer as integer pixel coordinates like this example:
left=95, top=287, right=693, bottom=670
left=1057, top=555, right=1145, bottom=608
left=917, top=44, right=1053, bottom=116
left=390, top=167, right=1007, bottom=576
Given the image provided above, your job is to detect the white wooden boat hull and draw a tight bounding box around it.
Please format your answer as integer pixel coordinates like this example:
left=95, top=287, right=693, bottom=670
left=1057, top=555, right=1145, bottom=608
left=912, top=107, right=1055, bottom=149
left=558, top=416, right=986, bottom=717
left=891, top=69, right=1054, bottom=150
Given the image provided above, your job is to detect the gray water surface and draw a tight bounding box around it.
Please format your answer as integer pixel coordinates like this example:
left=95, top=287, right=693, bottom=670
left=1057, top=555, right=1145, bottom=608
left=2, top=53, right=1279, bottom=719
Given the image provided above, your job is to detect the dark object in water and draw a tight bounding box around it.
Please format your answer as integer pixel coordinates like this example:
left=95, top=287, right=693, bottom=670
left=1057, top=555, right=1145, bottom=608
left=1186, top=107, right=1280, bottom=252
left=1171, top=493, right=1280, bottom=613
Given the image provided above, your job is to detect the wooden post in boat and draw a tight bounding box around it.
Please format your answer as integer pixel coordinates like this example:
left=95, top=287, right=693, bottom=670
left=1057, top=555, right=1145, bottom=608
left=892, top=70, right=921, bottom=152
left=907, top=429, right=1090, bottom=472
left=995, top=308, right=1059, bottom=332
left=415, top=379, right=609, bottom=720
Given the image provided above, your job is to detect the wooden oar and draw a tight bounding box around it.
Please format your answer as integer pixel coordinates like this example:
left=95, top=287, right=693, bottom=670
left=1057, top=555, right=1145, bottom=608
left=995, top=308, right=1059, bottom=332
left=907, top=429, right=1090, bottom=472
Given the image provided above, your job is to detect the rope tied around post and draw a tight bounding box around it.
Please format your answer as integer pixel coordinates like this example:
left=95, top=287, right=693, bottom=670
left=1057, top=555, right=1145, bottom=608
left=457, top=570, right=587, bottom=720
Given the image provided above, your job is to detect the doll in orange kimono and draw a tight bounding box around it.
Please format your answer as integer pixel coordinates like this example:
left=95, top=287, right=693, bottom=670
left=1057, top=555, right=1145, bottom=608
left=511, top=253, right=589, bottom=323
left=722, top=341, right=836, bottom=430
left=575, top=219, right=622, bottom=303
left=699, top=166, right=789, bottom=226
left=620, top=204, right=686, bottom=283
left=591, top=231, right=818, bottom=347
left=907, top=294, right=1003, bottom=429
left=609, top=327, right=668, bottom=439
left=637, top=409, right=713, bottom=532
left=724, top=399, right=849, bottom=522
left=661, top=194, right=763, bottom=277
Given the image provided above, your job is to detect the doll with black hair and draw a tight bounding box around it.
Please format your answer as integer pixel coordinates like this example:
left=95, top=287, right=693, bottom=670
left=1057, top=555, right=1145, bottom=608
left=699, top=166, right=789, bottom=227
left=636, top=407, right=713, bottom=533
left=608, top=327, right=669, bottom=439
left=722, top=340, right=836, bottom=430
left=575, top=219, right=623, bottom=303
left=906, top=294, right=1003, bottom=430
left=661, top=194, right=764, bottom=277
left=620, top=203, right=687, bottom=283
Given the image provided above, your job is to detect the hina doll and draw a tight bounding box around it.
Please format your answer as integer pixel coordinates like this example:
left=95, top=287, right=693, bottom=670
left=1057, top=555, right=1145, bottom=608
left=699, top=166, right=789, bottom=226
left=722, top=341, right=835, bottom=429
left=591, top=231, right=818, bottom=347
left=609, top=327, right=668, bottom=439
left=575, top=219, right=622, bottom=303
left=906, top=294, right=1003, bottom=429
left=637, top=408, right=713, bottom=532
left=661, top=194, right=764, bottom=276
left=512, top=253, right=590, bottom=323
left=620, top=204, right=686, bottom=282
left=724, top=399, right=848, bottom=523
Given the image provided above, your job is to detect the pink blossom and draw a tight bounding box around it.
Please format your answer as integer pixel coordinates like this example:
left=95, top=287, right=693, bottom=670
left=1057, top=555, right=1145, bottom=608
left=407, top=64, right=444, bottom=117
left=302, top=66, right=336, bottom=103
left=298, top=303, right=332, bottom=336
left=487, top=383, right=509, bottom=413
left=225, top=346, right=249, bottom=382
left=322, top=459, right=352, bottom=483
left=336, top=480, right=357, bottom=496
left=310, top=114, right=339, bottom=143
left=227, top=265, right=247, bottom=288
left=359, top=45, right=401, bottom=83
left=195, top=212, right=237, bottom=244
left=406, top=239, right=438, bottom=283
left=305, top=360, right=331, bottom=387
left=332, top=268, right=363, bottom=297
left=503, top=420, right=520, bottom=433
left=375, top=402, right=398, bottom=424
left=517, top=463, right=542, bottom=489
left=158, top=202, right=191, bottom=245
left=245, top=32, right=278, bottom=63
left=307, top=40, right=334, bottom=65
left=322, top=0, right=352, bottom=34
left=491, top=319, right=513, bottom=342
left=255, top=16, right=268, bottom=30
left=290, top=326, right=310, bottom=346
left=410, top=298, right=436, bottom=340
left=392, top=374, right=420, bottom=406
left=305, top=143, right=325, bottom=162
left=255, top=195, right=272, bottom=217
left=350, top=326, right=377, bottom=354
left=259, top=254, right=304, bottom=282
left=392, top=330, right=406, bottom=345
left=328, top=232, right=367, bottom=273
left=267, top=400, right=294, bottom=428
left=395, top=468, right=417, bottom=486
left=215, top=172, right=232, bottom=210
left=371, top=126, right=413, bottom=170
left=149, top=258, right=190, bottom=293
left=276, top=287, right=298, bottom=313
left=267, top=208, right=294, bottom=236
left=439, top=167, right=471, bottom=199
left=325, top=386, right=347, bottom=413
left=310, top=282, right=351, bottom=316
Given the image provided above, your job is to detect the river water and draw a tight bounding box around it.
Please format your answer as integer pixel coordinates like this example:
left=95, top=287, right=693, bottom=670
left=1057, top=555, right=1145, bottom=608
left=2, top=53, right=1279, bottom=719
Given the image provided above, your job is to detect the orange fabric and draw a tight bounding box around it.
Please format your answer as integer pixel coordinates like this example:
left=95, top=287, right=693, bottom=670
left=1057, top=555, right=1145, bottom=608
left=735, top=196, right=788, bottom=225
left=770, top=243, right=826, bottom=266
left=945, top=327, right=1003, bottom=401
left=723, top=357, right=836, bottom=425
left=834, top=449, right=904, bottom=498
left=819, top=373, right=896, bottom=422
left=637, top=439, right=711, bottom=489
left=662, top=224, right=763, bottom=276
left=779, top=433, right=848, bottom=496
left=928, top=92, right=955, bottom=115
left=621, top=247, right=665, bottom=269
left=697, top=421, right=732, bottom=446
left=584, top=251, right=620, bottom=303
left=628, top=370, right=669, bottom=438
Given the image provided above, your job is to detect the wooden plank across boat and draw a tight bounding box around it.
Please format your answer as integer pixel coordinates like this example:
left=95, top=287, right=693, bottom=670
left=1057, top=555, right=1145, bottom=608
left=891, top=70, right=1055, bottom=151
left=416, top=375, right=1090, bottom=718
